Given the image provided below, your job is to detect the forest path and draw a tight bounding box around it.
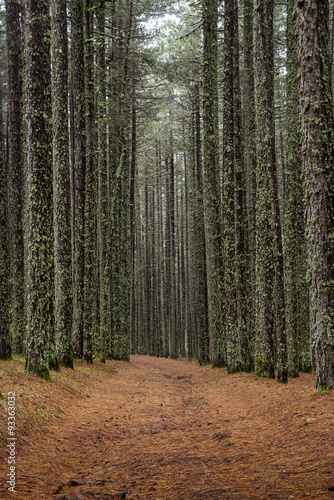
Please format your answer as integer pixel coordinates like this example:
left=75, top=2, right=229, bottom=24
left=1, top=355, right=334, bottom=499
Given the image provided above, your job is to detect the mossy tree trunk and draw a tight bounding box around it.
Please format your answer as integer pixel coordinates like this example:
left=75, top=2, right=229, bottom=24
left=296, top=0, right=334, bottom=390
left=285, top=0, right=311, bottom=376
left=51, top=0, right=73, bottom=369
left=70, top=0, right=86, bottom=359
left=243, top=0, right=256, bottom=372
left=83, top=0, right=95, bottom=363
left=6, top=0, right=24, bottom=354
left=97, top=2, right=109, bottom=363
left=165, top=156, right=171, bottom=357
left=193, top=85, right=209, bottom=365
left=150, top=187, right=157, bottom=356
left=168, top=135, right=177, bottom=359
left=0, top=84, right=11, bottom=360
left=187, top=111, right=197, bottom=361
left=24, top=0, right=54, bottom=379
left=156, top=140, right=164, bottom=357
left=180, top=175, right=187, bottom=358
left=233, top=0, right=249, bottom=372
left=130, top=102, right=137, bottom=354
left=202, top=0, right=224, bottom=366
left=109, top=0, right=132, bottom=362
left=263, top=0, right=287, bottom=383
left=144, top=168, right=151, bottom=355
left=253, top=0, right=276, bottom=379
left=223, top=0, right=239, bottom=373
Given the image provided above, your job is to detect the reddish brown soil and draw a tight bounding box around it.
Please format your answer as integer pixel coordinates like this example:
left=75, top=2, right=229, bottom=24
left=0, top=355, right=334, bottom=500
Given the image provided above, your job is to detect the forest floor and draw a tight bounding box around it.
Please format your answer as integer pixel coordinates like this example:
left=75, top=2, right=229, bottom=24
left=0, top=355, right=334, bottom=500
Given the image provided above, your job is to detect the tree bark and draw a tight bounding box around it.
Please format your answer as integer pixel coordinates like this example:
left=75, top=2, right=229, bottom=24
left=223, top=0, right=239, bottom=373
left=97, top=2, right=109, bottom=362
left=285, top=0, right=311, bottom=376
left=24, top=0, right=54, bottom=378
left=243, top=0, right=256, bottom=372
left=83, top=0, right=95, bottom=363
left=296, top=0, right=334, bottom=390
left=0, top=84, right=11, bottom=360
left=6, top=0, right=24, bottom=354
left=202, top=0, right=224, bottom=366
left=70, top=0, right=86, bottom=359
left=253, top=0, right=276, bottom=379
left=51, top=0, right=73, bottom=368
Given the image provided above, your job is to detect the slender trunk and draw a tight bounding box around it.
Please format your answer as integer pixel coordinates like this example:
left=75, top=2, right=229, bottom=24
left=284, top=0, right=311, bottom=377
left=97, top=2, right=108, bottom=362
left=202, top=0, right=224, bottom=366
left=169, top=135, right=177, bottom=359
left=83, top=0, right=95, bottom=363
left=70, top=0, right=86, bottom=358
left=253, top=0, right=276, bottom=379
left=296, top=0, right=334, bottom=390
left=243, top=0, right=256, bottom=371
left=223, top=0, right=239, bottom=373
left=233, top=0, right=249, bottom=371
left=0, top=84, right=11, bottom=359
left=24, top=0, right=54, bottom=378
left=6, top=0, right=24, bottom=354
left=130, top=101, right=137, bottom=354
left=51, top=0, right=73, bottom=368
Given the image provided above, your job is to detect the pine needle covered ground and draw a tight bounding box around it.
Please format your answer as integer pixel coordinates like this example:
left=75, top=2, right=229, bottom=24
left=0, top=355, right=333, bottom=499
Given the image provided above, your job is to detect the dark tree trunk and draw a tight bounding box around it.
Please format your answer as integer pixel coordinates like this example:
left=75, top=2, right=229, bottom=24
left=243, top=0, right=256, bottom=372
left=130, top=102, right=137, bottom=354
left=6, top=0, right=24, bottom=354
left=296, top=0, right=334, bottom=390
left=253, top=0, right=276, bottom=379
left=285, top=0, right=311, bottom=377
left=223, top=0, right=239, bottom=373
left=97, top=2, right=109, bottom=363
left=83, top=0, right=95, bottom=363
left=194, top=85, right=209, bottom=365
left=51, top=0, right=73, bottom=369
left=24, top=0, right=54, bottom=379
left=165, top=157, right=171, bottom=357
left=263, top=0, right=287, bottom=383
left=202, top=0, right=224, bottom=366
left=70, top=0, right=86, bottom=359
left=233, top=0, right=249, bottom=372
left=168, top=135, right=177, bottom=359
left=0, top=85, right=11, bottom=360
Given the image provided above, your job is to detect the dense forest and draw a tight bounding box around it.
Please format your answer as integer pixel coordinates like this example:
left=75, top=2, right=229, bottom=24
left=0, top=0, right=333, bottom=392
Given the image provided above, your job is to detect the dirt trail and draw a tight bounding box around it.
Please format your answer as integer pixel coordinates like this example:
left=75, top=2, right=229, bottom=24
left=0, top=355, right=334, bottom=499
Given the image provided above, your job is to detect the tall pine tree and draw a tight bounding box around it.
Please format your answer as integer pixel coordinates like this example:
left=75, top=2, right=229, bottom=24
left=24, top=0, right=54, bottom=378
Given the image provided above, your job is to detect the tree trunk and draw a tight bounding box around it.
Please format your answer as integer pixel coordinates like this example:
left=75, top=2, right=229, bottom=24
left=233, top=0, right=249, bottom=372
left=51, top=0, right=73, bottom=368
left=130, top=102, right=137, bottom=354
left=83, top=0, right=95, bottom=363
left=296, top=0, right=334, bottom=390
left=243, top=0, right=256, bottom=372
left=97, top=2, right=109, bottom=362
left=202, top=0, right=224, bottom=366
left=70, top=0, right=86, bottom=359
left=253, top=0, right=276, bottom=379
left=223, top=0, right=239, bottom=373
left=168, top=136, right=177, bottom=359
left=0, top=84, right=11, bottom=360
left=285, top=0, right=311, bottom=377
left=24, top=0, right=54, bottom=379
left=194, top=85, right=209, bottom=365
left=6, top=0, right=24, bottom=354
